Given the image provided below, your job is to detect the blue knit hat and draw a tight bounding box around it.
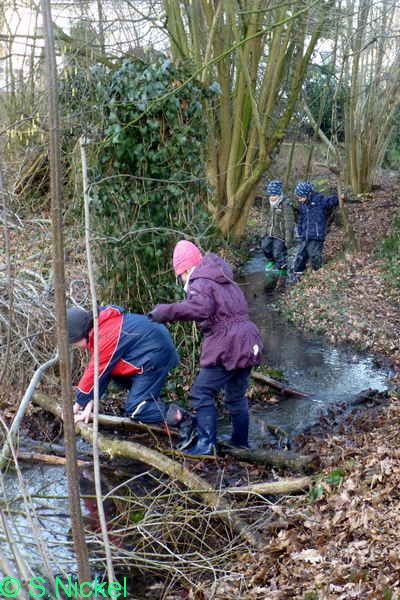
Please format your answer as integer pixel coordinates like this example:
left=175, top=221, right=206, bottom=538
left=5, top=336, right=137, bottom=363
left=265, top=180, right=283, bottom=196
left=295, top=181, right=314, bottom=198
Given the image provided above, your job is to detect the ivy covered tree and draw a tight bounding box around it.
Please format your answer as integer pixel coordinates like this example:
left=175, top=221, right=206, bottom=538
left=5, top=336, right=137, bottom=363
left=61, top=56, right=214, bottom=311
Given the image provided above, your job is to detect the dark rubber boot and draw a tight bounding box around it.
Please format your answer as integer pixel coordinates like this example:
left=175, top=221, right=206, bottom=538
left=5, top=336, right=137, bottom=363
left=165, top=403, right=197, bottom=451
left=231, top=411, right=249, bottom=447
left=176, top=414, right=197, bottom=451
left=183, top=407, right=217, bottom=457
left=220, top=412, right=249, bottom=448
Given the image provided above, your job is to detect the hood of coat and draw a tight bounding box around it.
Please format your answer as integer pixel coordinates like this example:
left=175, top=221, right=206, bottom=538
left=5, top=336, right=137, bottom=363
left=300, top=191, right=320, bottom=206
left=190, top=253, right=234, bottom=284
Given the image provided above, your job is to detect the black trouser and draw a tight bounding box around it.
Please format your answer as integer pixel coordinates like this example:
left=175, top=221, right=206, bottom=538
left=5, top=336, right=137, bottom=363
left=261, top=236, right=287, bottom=269
left=292, top=240, right=324, bottom=272
left=189, top=366, right=252, bottom=446
left=190, top=366, right=251, bottom=415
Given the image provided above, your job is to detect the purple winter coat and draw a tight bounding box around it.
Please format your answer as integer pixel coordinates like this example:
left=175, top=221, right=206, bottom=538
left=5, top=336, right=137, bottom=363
left=153, top=253, right=263, bottom=370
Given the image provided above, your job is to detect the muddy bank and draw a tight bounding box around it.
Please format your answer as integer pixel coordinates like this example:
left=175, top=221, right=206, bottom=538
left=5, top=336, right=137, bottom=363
left=281, top=256, right=400, bottom=369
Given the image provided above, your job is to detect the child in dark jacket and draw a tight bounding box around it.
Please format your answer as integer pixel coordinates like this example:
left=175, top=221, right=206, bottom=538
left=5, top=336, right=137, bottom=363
left=149, top=241, right=263, bottom=457
left=262, top=179, right=295, bottom=272
left=66, top=305, right=192, bottom=443
left=292, top=181, right=338, bottom=274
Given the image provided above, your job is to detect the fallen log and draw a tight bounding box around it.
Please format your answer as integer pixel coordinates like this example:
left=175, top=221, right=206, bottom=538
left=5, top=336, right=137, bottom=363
left=33, top=392, right=260, bottom=548
left=219, top=443, right=319, bottom=473
left=223, top=476, right=312, bottom=496
left=251, top=371, right=309, bottom=398
left=33, top=393, right=316, bottom=472
left=32, top=394, right=178, bottom=436
left=351, top=388, right=389, bottom=406
left=87, top=412, right=176, bottom=436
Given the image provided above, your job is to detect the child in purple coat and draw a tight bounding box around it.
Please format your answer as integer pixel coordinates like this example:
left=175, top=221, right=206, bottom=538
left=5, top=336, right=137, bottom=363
left=149, top=240, right=263, bottom=456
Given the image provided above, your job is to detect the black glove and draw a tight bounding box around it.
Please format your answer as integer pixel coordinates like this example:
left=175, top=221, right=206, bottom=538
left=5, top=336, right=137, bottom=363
left=148, top=309, right=163, bottom=323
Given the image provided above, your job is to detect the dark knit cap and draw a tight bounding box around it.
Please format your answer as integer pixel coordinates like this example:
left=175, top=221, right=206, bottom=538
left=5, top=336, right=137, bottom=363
left=66, top=307, right=92, bottom=343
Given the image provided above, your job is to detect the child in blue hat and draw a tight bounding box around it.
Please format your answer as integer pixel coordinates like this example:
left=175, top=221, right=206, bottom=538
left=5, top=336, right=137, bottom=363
left=261, top=180, right=295, bottom=280
left=291, top=181, right=338, bottom=275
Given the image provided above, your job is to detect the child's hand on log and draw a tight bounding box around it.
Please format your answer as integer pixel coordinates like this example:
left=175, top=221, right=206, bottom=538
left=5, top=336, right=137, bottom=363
left=73, top=400, right=93, bottom=424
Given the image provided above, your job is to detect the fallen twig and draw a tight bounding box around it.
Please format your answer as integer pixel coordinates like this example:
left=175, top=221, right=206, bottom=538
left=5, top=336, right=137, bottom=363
left=17, top=451, right=90, bottom=467
left=251, top=370, right=309, bottom=398
left=223, top=476, right=312, bottom=496
left=219, top=442, right=319, bottom=473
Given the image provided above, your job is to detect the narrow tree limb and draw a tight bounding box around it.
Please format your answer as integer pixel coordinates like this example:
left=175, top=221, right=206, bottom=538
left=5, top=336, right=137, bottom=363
left=251, top=371, right=309, bottom=398
left=81, top=136, right=115, bottom=583
left=32, top=393, right=261, bottom=548
left=303, top=101, right=336, bottom=154
left=0, top=355, right=58, bottom=470
left=223, top=476, right=312, bottom=496
left=90, top=412, right=177, bottom=436
left=220, top=443, right=319, bottom=473
left=42, top=0, right=90, bottom=581
left=16, top=445, right=145, bottom=479
left=17, top=452, right=90, bottom=467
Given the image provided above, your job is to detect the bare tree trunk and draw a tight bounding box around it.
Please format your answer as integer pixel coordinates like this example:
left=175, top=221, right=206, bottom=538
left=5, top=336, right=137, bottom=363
left=80, top=137, right=115, bottom=581
left=342, top=0, right=400, bottom=193
left=284, top=140, right=297, bottom=189
left=41, top=0, right=90, bottom=582
left=0, top=154, right=13, bottom=385
left=163, top=0, right=334, bottom=238
left=96, top=0, right=106, bottom=55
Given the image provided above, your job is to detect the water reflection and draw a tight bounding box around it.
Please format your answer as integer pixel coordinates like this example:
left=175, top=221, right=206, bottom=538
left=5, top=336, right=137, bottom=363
left=0, top=465, right=75, bottom=574
left=227, top=253, right=391, bottom=444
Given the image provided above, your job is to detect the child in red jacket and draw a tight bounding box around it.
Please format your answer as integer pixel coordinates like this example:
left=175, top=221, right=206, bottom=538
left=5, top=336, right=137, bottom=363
left=66, top=305, right=193, bottom=445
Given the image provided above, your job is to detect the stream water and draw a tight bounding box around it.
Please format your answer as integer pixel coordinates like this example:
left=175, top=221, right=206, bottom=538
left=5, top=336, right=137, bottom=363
left=1, top=464, right=76, bottom=573
left=232, top=252, right=391, bottom=445
left=1, top=253, right=391, bottom=577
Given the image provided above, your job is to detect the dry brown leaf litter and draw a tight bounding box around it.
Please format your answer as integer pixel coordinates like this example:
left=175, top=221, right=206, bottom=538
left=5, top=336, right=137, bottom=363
left=212, top=396, right=400, bottom=599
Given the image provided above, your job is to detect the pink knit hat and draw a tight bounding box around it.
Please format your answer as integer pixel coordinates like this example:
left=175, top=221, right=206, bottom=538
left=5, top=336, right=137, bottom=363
left=173, top=240, right=203, bottom=276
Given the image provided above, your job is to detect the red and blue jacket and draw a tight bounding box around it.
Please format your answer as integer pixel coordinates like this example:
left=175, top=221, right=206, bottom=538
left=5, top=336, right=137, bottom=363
left=76, top=305, right=179, bottom=407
